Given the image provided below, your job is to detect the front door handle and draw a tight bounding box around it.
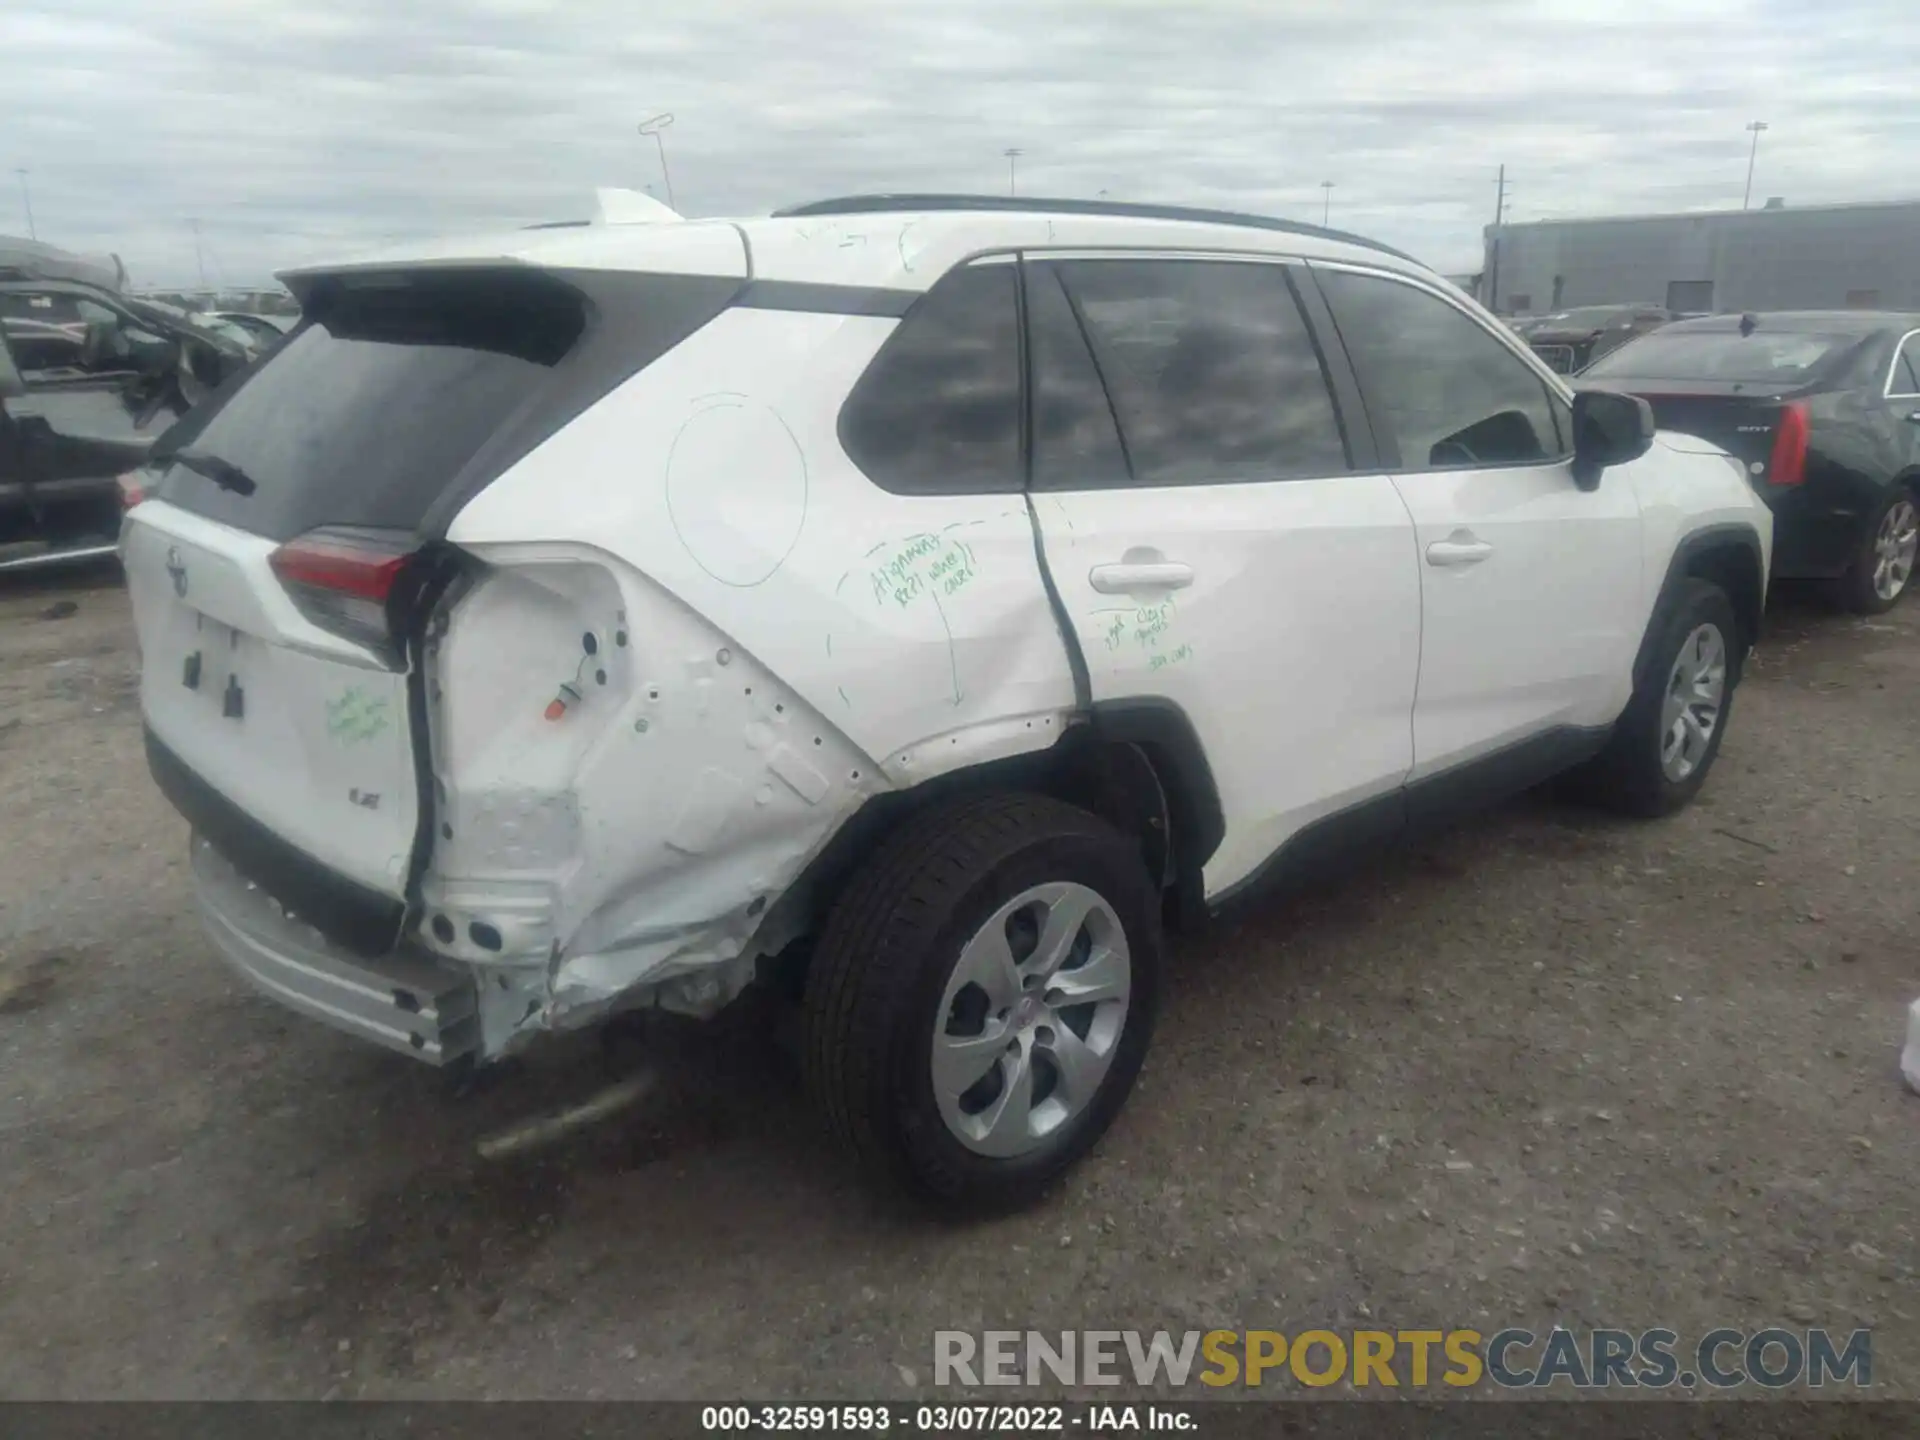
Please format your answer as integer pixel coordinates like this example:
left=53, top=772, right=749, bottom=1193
left=1089, top=561, right=1194, bottom=594
left=1425, top=533, right=1494, bottom=567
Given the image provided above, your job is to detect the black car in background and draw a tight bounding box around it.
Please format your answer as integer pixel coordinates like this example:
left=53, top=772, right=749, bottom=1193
left=1583, top=311, right=1920, bottom=612
left=1523, top=304, right=1678, bottom=375
left=1, top=249, right=258, bottom=571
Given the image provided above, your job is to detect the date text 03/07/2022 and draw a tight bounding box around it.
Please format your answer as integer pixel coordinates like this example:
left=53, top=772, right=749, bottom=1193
left=699, top=1403, right=1191, bottom=1432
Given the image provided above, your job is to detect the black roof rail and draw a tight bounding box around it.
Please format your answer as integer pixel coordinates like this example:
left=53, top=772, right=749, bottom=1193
left=772, top=193, right=1420, bottom=266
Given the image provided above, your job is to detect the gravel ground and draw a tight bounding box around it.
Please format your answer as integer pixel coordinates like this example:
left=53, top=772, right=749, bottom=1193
left=1, top=564, right=1916, bottom=1401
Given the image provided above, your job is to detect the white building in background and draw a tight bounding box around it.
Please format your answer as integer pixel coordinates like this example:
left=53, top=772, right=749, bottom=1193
left=1481, top=197, right=1920, bottom=317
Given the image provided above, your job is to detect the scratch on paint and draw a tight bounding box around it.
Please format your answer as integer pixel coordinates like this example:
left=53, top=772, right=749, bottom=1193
left=825, top=634, right=833, bottom=658
left=838, top=685, right=851, bottom=708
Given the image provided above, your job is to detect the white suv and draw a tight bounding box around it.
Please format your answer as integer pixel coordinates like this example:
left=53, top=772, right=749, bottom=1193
left=123, top=195, right=1772, bottom=1210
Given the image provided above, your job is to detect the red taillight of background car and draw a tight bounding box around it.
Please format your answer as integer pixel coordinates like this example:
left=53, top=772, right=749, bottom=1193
left=1767, top=402, right=1809, bottom=486
left=268, top=527, right=417, bottom=654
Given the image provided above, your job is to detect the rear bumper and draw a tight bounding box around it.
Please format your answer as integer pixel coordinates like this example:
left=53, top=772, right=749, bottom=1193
left=145, top=727, right=408, bottom=957
left=192, top=835, right=479, bottom=1065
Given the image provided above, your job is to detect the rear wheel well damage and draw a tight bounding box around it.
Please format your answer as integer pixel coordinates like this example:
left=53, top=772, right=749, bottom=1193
left=758, top=709, right=1224, bottom=1000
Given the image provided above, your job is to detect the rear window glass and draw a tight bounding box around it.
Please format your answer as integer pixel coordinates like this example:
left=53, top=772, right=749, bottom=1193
left=1584, top=330, right=1858, bottom=384
left=149, top=268, right=740, bottom=542
left=152, top=270, right=587, bottom=540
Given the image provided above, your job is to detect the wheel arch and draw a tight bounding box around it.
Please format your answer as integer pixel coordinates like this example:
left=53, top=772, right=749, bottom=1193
left=1637, top=523, right=1766, bottom=689
left=761, top=701, right=1225, bottom=993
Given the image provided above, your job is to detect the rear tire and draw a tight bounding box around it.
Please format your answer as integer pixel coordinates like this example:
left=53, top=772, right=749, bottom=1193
left=1832, top=487, right=1919, bottom=615
left=802, top=792, right=1161, bottom=1214
left=1570, top=577, right=1739, bottom=818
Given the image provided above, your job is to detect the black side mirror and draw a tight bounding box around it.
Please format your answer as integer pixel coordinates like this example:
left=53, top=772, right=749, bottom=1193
left=1570, top=388, right=1655, bottom=491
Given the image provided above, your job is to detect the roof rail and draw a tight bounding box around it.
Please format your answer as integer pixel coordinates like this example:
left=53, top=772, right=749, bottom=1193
left=772, top=193, right=1419, bottom=265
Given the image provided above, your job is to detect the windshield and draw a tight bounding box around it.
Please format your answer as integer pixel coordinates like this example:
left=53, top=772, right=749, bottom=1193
left=1583, top=329, right=1859, bottom=384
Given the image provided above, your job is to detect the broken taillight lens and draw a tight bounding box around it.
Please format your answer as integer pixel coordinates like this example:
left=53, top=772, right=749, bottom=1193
left=1767, top=402, right=1810, bottom=487
left=116, top=470, right=148, bottom=510
left=269, top=526, right=417, bottom=655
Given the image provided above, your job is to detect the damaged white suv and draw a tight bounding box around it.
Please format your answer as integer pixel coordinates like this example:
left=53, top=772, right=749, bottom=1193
left=125, top=194, right=1772, bottom=1209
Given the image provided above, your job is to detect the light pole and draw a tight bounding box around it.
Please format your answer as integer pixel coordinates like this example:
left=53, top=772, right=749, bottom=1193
left=1004, top=148, right=1023, bottom=197
left=1320, top=180, right=1335, bottom=226
left=639, top=113, right=677, bottom=211
left=15, top=168, right=34, bottom=241
left=1743, top=120, right=1768, bottom=210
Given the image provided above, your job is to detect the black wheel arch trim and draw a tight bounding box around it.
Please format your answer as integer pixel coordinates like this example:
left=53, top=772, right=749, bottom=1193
left=1635, top=522, right=1767, bottom=691
left=1087, top=697, right=1227, bottom=877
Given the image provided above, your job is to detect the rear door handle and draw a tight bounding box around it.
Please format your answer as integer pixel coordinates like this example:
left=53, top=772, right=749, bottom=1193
left=1425, top=534, right=1494, bottom=567
left=1089, top=561, right=1194, bottom=593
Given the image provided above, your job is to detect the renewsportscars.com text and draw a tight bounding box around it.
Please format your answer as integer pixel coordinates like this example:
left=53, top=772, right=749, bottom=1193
left=934, top=1327, right=1871, bottom=1390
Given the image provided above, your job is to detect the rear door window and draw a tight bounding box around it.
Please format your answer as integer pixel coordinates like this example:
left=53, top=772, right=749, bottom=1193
left=1320, top=268, right=1566, bottom=469
left=1048, top=258, right=1351, bottom=487
left=1028, top=263, right=1130, bottom=491
left=838, top=263, right=1022, bottom=495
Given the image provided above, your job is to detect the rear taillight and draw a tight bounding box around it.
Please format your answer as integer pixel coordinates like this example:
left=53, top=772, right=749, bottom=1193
left=269, top=526, right=417, bottom=655
left=116, top=470, right=147, bottom=510
left=1767, top=402, right=1809, bottom=486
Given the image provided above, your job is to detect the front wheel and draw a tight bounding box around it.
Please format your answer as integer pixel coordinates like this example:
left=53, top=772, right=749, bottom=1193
left=801, top=792, right=1162, bottom=1213
left=1571, top=577, right=1739, bottom=818
left=1834, top=488, right=1919, bottom=615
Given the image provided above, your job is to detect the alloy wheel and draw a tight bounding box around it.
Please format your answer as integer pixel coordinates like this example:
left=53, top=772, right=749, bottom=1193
left=931, top=882, right=1131, bottom=1158
left=1660, top=622, right=1727, bottom=783
left=1872, top=498, right=1918, bottom=602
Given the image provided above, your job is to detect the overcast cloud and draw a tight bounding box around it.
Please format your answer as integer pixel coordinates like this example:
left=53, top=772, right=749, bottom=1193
left=4, top=0, right=1916, bottom=286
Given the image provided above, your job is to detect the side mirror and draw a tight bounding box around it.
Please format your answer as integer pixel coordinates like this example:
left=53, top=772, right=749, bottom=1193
left=1570, top=388, right=1655, bottom=491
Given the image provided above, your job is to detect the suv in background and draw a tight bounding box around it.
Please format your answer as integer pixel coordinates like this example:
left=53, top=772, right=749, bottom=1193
left=122, top=196, right=1771, bottom=1210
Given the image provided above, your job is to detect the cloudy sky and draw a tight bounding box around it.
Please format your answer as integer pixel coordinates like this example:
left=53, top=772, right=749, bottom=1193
left=5, top=0, right=1916, bottom=287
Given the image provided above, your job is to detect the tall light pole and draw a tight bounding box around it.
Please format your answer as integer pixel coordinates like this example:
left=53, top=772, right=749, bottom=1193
left=1743, top=120, right=1768, bottom=210
left=1004, top=148, right=1023, bottom=197
left=1320, top=180, right=1335, bottom=226
left=638, top=113, right=677, bottom=211
left=15, top=168, right=34, bottom=241
left=188, top=218, right=207, bottom=287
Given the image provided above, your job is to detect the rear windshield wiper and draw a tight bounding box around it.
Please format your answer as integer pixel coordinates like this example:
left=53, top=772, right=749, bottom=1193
left=168, top=448, right=257, bottom=497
